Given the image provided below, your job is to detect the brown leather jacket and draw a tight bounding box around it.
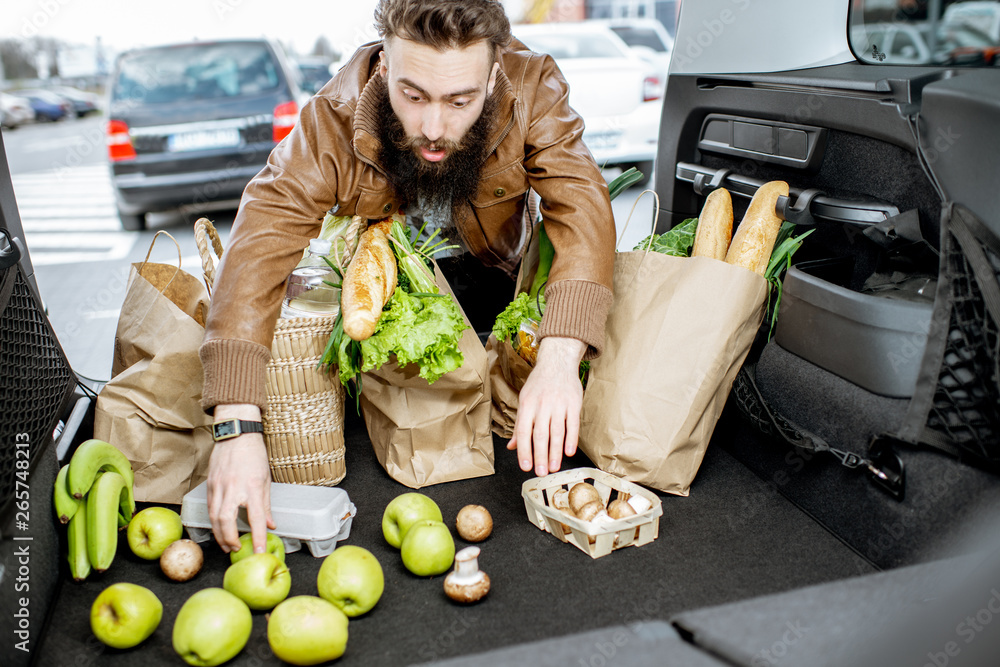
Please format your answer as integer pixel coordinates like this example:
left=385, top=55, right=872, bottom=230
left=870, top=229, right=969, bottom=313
left=200, top=41, right=616, bottom=410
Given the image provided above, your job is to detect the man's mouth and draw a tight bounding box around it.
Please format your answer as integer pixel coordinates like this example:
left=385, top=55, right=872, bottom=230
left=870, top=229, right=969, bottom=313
left=420, top=145, right=447, bottom=162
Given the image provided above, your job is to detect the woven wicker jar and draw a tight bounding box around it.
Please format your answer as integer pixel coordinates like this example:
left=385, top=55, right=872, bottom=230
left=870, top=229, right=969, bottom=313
left=264, top=315, right=346, bottom=486
left=195, top=217, right=347, bottom=486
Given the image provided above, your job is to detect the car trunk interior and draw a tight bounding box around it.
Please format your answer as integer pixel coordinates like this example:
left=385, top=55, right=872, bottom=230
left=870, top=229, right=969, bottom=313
left=653, top=60, right=1000, bottom=574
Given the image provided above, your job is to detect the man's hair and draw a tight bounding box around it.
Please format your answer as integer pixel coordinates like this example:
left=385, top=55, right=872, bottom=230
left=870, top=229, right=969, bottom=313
left=374, top=0, right=512, bottom=60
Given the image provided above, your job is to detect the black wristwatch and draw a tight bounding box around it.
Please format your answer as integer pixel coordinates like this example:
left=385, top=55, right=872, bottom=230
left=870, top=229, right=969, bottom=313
left=212, top=419, right=264, bottom=442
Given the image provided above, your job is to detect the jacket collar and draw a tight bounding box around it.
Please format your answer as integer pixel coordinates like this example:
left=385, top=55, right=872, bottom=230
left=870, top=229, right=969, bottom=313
left=352, top=48, right=517, bottom=172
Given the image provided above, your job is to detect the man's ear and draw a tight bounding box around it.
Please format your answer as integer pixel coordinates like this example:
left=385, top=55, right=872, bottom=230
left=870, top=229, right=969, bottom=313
left=486, top=61, right=500, bottom=96
left=378, top=50, right=388, bottom=78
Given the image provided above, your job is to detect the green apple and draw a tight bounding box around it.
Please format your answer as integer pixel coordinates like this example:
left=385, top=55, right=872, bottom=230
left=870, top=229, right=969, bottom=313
left=127, top=507, right=183, bottom=560
left=230, top=531, right=285, bottom=564
left=317, top=545, right=384, bottom=617
left=223, top=552, right=292, bottom=611
left=172, top=588, right=252, bottom=667
left=382, top=492, right=443, bottom=549
left=400, top=519, right=455, bottom=577
left=90, top=583, right=162, bottom=649
left=268, top=596, right=348, bottom=666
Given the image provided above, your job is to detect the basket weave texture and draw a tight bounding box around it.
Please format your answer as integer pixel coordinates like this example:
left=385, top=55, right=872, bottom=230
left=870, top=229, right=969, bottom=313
left=194, top=218, right=346, bottom=486
left=264, top=316, right=346, bottom=486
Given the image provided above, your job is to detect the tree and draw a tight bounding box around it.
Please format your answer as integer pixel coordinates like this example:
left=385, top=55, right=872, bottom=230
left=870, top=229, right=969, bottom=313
left=310, top=36, right=339, bottom=63
left=0, top=39, right=39, bottom=81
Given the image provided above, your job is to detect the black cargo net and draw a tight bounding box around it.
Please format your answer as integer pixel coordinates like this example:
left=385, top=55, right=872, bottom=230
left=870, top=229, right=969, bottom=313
left=1, top=266, right=75, bottom=507
left=925, top=226, right=1000, bottom=462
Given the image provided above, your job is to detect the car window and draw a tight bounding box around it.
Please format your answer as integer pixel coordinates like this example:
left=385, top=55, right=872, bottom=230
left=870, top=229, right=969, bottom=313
left=112, top=42, right=281, bottom=104
left=850, top=0, right=1000, bottom=66
left=609, top=26, right=668, bottom=52
left=517, top=32, right=628, bottom=59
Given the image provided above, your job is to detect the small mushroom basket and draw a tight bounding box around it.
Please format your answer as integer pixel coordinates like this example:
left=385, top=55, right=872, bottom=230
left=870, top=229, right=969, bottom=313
left=521, top=467, right=662, bottom=559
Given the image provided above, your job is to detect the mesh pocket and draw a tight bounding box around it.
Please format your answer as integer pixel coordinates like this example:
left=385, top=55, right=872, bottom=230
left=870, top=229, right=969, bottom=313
left=924, top=222, right=1000, bottom=461
left=0, top=258, right=76, bottom=514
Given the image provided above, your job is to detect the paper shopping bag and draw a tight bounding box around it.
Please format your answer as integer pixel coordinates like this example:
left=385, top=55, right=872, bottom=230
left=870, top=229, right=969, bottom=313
left=486, top=332, right=532, bottom=438
left=579, top=251, right=768, bottom=496
left=94, top=232, right=214, bottom=505
left=360, top=265, right=495, bottom=488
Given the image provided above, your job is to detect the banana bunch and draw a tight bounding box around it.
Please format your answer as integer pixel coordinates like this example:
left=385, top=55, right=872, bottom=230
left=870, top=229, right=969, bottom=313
left=53, top=439, right=136, bottom=580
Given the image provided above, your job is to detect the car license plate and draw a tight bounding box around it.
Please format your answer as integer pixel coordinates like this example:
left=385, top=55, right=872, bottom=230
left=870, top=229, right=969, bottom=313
left=167, top=128, right=241, bottom=152
left=585, top=130, right=622, bottom=150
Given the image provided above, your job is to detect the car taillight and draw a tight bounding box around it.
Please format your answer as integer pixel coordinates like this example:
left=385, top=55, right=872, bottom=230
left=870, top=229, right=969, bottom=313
left=106, top=119, right=136, bottom=161
left=273, top=101, right=298, bottom=142
left=643, top=76, right=663, bottom=102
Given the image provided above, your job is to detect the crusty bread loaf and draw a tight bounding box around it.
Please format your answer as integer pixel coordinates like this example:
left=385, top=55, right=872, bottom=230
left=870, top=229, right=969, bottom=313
left=341, top=226, right=397, bottom=341
left=725, top=181, right=789, bottom=276
left=691, top=188, right=733, bottom=261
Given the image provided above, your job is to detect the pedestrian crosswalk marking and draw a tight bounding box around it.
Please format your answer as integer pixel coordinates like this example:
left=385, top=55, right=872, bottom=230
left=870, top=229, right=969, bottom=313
left=11, top=165, right=137, bottom=265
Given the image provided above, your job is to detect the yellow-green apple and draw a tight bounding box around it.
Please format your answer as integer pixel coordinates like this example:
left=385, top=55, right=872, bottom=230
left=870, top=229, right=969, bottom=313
left=230, top=531, right=285, bottom=564
left=223, top=553, right=291, bottom=611
left=382, top=492, right=442, bottom=548
left=268, top=596, right=348, bottom=666
left=172, top=588, right=252, bottom=666
left=400, top=519, right=455, bottom=577
left=127, top=507, right=183, bottom=560
left=317, top=545, right=384, bottom=617
left=90, top=583, right=162, bottom=649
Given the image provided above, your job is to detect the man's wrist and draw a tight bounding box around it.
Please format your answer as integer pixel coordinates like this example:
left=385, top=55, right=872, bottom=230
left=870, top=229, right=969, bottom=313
left=537, top=336, right=587, bottom=369
left=212, top=405, right=264, bottom=445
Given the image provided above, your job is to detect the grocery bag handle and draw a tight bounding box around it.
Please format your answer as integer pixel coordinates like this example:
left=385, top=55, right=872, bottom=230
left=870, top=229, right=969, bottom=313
left=139, top=230, right=183, bottom=294
left=616, top=189, right=660, bottom=253
left=194, top=217, right=224, bottom=297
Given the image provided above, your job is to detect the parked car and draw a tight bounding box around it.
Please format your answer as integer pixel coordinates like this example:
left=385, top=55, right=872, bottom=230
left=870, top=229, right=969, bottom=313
left=514, top=22, right=663, bottom=184
left=0, top=92, right=35, bottom=129
left=106, top=38, right=303, bottom=230
left=851, top=19, right=998, bottom=64
left=47, top=85, right=101, bottom=117
left=296, top=57, right=334, bottom=94
left=943, top=0, right=1000, bottom=44
left=592, top=17, right=674, bottom=84
left=15, top=89, right=72, bottom=122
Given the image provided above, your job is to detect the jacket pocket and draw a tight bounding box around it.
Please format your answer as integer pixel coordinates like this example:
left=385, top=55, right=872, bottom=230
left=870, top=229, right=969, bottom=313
left=471, top=161, right=529, bottom=208
left=356, top=188, right=402, bottom=219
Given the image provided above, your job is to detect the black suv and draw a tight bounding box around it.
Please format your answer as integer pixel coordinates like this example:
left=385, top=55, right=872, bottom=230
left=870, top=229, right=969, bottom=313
left=106, top=39, right=303, bottom=231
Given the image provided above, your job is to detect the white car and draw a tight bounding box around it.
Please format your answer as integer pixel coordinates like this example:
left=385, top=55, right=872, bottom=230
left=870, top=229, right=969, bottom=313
left=514, top=21, right=663, bottom=184
left=592, top=17, right=674, bottom=84
left=0, top=92, right=36, bottom=129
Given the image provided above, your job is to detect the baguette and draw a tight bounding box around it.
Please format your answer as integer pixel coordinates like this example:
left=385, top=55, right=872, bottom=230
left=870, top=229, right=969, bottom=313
left=725, top=180, right=789, bottom=275
left=691, top=188, right=733, bottom=261
left=341, top=225, right=397, bottom=341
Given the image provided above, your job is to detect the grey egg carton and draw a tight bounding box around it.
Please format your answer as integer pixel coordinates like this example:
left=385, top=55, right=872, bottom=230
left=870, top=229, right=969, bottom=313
left=180, top=481, right=356, bottom=558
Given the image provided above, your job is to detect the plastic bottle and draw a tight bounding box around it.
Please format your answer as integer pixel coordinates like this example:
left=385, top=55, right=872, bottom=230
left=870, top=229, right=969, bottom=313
left=281, top=238, right=341, bottom=319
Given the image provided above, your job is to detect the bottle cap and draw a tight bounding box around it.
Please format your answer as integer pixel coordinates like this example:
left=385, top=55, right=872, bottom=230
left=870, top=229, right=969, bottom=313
left=309, top=238, right=332, bottom=255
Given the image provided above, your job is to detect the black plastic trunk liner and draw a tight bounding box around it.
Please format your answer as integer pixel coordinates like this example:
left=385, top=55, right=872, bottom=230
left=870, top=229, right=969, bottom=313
left=34, top=409, right=871, bottom=667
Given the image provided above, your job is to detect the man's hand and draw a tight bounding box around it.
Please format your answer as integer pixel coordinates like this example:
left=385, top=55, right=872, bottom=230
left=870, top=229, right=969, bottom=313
left=207, top=404, right=275, bottom=555
left=507, top=336, right=587, bottom=476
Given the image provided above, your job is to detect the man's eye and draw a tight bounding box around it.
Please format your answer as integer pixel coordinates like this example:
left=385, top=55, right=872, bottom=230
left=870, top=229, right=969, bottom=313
left=452, top=100, right=469, bottom=108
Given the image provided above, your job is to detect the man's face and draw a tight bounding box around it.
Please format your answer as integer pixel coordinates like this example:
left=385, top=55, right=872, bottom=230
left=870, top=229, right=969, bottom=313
left=379, top=36, right=499, bottom=165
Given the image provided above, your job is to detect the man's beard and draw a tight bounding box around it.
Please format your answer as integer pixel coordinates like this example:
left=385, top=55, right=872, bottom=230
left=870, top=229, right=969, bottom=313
left=373, top=73, right=498, bottom=218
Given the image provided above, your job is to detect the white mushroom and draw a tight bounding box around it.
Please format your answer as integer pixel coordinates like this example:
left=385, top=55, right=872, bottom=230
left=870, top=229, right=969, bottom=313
left=608, top=499, right=637, bottom=520
left=455, top=505, right=493, bottom=542
left=626, top=495, right=653, bottom=515
left=568, top=482, right=602, bottom=515
left=444, top=546, right=490, bottom=603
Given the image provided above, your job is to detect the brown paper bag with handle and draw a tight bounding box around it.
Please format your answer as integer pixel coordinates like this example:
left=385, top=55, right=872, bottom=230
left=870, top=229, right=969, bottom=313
left=360, top=265, right=495, bottom=488
left=94, top=232, right=214, bottom=505
left=578, top=192, right=768, bottom=496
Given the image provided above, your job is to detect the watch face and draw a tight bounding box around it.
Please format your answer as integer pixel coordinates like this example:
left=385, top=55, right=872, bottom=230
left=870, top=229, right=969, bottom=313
left=213, top=420, right=237, bottom=439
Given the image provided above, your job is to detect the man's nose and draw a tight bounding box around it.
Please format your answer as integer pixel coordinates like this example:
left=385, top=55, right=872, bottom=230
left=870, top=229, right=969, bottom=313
left=421, top=105, right=444, bottom=143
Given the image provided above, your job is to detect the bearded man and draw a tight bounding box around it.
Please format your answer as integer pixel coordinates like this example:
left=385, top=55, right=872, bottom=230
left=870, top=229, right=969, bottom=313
left=201, top=0, right=617, bottom=554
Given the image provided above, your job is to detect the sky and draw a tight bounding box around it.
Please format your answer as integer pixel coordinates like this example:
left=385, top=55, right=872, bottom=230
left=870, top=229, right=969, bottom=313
left=5, top=0, right=388, bottom=56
